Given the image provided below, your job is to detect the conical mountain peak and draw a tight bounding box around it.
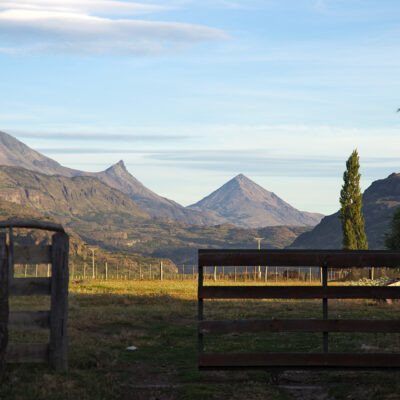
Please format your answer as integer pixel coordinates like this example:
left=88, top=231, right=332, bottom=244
left=189, top=175, right=323, bottom=228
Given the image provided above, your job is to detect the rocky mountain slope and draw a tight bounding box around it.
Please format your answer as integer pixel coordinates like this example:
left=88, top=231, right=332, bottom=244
left=290, top=173, right=400, bottom=249
left=189, top=174, right=323, bottom=228
left=0, top=165, right=311, bottom=263
left=91, top=160, right=220, bottom=225
left=0, top=131, right=219, bottom=225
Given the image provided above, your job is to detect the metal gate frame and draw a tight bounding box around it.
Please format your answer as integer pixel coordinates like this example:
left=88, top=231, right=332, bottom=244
left=198, top=249, right=400, bottom=370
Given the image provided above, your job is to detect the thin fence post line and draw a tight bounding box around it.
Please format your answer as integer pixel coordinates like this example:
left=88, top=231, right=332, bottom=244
left=35, top=264, right=38, bottom=278
left=265, top=266, right=268, bottom=282
left=309, top=266, right=312, bottom=283
left=160, top=261, right=163, bottom=281
left=83, top=263, right=86, bottom=280
left=234, top=266, right=237, bottom=282
left=24, top=264, right=27, bottom=278
left=275, top=266, right=278, bottom=282
left=105, top=261, right=108, bottom=281
left=213, top=266, right=217, bottom=282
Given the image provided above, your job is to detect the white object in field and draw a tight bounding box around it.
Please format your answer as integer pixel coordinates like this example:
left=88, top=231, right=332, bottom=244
left=126, top=346, right=137, bottom=351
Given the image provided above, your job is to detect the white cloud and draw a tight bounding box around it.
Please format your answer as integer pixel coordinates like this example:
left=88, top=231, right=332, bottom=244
left=0, top=1, right=169, bottom=16
left=0, top=1, right=228, bottom=55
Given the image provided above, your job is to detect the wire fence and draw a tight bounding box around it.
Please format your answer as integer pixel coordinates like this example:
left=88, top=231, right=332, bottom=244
left=13, top=263, right=394, bottom=282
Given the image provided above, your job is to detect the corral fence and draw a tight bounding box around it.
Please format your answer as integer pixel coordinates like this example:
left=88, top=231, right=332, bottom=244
left=198, top=249, right=400, bottom=371
left=0, top=218, right=69, bottom=376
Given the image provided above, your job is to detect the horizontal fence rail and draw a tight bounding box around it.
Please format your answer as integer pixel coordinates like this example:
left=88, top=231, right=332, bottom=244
left=198, top=249, right=400, bottom=371
left=14, top=245, right=52, bottom=264
left=199, top=319, right=400, bottom=334
left=199, top=285, right=400, bottom=299
left=199, top=249, right=400, bottom=267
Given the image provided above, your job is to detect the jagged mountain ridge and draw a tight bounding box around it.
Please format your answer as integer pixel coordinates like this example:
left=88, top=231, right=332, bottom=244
left=0, top=165, right=311, bottom=263
left=289, top=173, right=400, bottom=249
left=0, top=131, right=219, bottom=225
left=189, top=174, right=323, bottom=228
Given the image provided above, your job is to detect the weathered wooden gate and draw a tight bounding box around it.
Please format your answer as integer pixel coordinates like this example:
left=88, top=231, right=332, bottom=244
left=198, top=249, right=400, bottom=370
left=0, top=218, right=69, bottom=374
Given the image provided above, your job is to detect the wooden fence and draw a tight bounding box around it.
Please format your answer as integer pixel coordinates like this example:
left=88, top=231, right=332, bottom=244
left=198, top=249, right=400, bottom=370
left=0, top=218, right=69, bottom=373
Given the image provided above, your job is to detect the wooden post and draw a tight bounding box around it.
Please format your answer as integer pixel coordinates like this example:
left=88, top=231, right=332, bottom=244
left=213, top=266, right=217, bottom=282
left=91, top=249, right=95, bottom=279
left=35, top=264, right=38, bottom=278
left=265, top=266, right=268, bottom=282
left=309, top=266, right=312, bottom=282
left=182, top=264, right=185, bottom=280
left=275, top=266, right=278, bottom=282
left=49, top=232, right=69, bottom=370
left=322, top=265, right=328, bottom=353
left=8, top=227, right=14, bottom=282
left=160, top=261, right=163, bottom=281
left=0, top=233, right=8, bottom=379
left=371, top=266, right=375, bottom=280
left=234, top=266, right=237, bottom=282
left=105, top=262, right=108, bottom=280
left=83, top=263, right=86, bottom=280
left=24, top=264, right=27, bottom=278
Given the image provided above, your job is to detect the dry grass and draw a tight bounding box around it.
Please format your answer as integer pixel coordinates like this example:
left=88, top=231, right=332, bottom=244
left=1, top=279, right=400, bottom=400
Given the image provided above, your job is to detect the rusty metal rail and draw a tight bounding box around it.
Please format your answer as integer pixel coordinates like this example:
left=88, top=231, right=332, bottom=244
left=198, top=249, right=400, bottom=370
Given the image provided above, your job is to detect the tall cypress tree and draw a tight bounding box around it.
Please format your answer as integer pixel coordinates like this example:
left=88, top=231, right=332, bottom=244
left=339, top=150, right=368, bottom=250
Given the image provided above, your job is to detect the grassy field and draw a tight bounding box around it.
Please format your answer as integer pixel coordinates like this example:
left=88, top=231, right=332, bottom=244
left=2, top=280, right=400, bottom=400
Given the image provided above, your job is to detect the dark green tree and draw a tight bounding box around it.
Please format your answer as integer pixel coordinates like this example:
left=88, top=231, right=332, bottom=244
left=339, top=150, right=368, bottom=250
left=385, top=208, right=400, bottom=250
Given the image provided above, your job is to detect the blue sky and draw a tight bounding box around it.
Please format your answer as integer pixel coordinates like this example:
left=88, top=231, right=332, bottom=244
left=1, top=0, right=400, bottom=215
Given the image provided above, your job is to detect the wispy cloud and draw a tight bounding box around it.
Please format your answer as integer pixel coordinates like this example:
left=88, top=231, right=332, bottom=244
left=13, top=132, right=189, bottom=141
left=0, top=1, right=228, bottom=55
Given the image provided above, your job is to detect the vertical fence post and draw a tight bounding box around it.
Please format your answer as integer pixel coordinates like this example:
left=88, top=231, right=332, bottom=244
left=49, top=232, right=69, bottom=370
left=322, top=264, right=328, bottom=353
left=213, top=266, right=217, bottom=282
left=105, top=262, right=108, bottom=281
left=234, top=266, right=237, bottom=282
left=160, top=261, right=163, bottom=281
left=265, top=266, right=268, bottom=282
left=83, top=263, right=86, bottom=280
left=0, top=233, right=8, bottom=379
left=192, top=264, right=195, bottom=280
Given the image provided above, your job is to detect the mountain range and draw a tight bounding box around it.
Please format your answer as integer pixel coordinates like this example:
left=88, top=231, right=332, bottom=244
left=0, top=130, right=323, bottom=228
left=290, top=173, right=400, bottom=249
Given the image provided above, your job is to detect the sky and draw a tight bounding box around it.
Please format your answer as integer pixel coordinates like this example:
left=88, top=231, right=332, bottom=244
left=1, top=0, right=400, bottom=215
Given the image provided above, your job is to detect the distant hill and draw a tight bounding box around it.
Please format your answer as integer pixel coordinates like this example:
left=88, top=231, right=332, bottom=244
left=0, top=131, right=219, bottom=225
left=290, top=173, right=400, bottom=249
left=188, top=174, right=323, bottom=228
